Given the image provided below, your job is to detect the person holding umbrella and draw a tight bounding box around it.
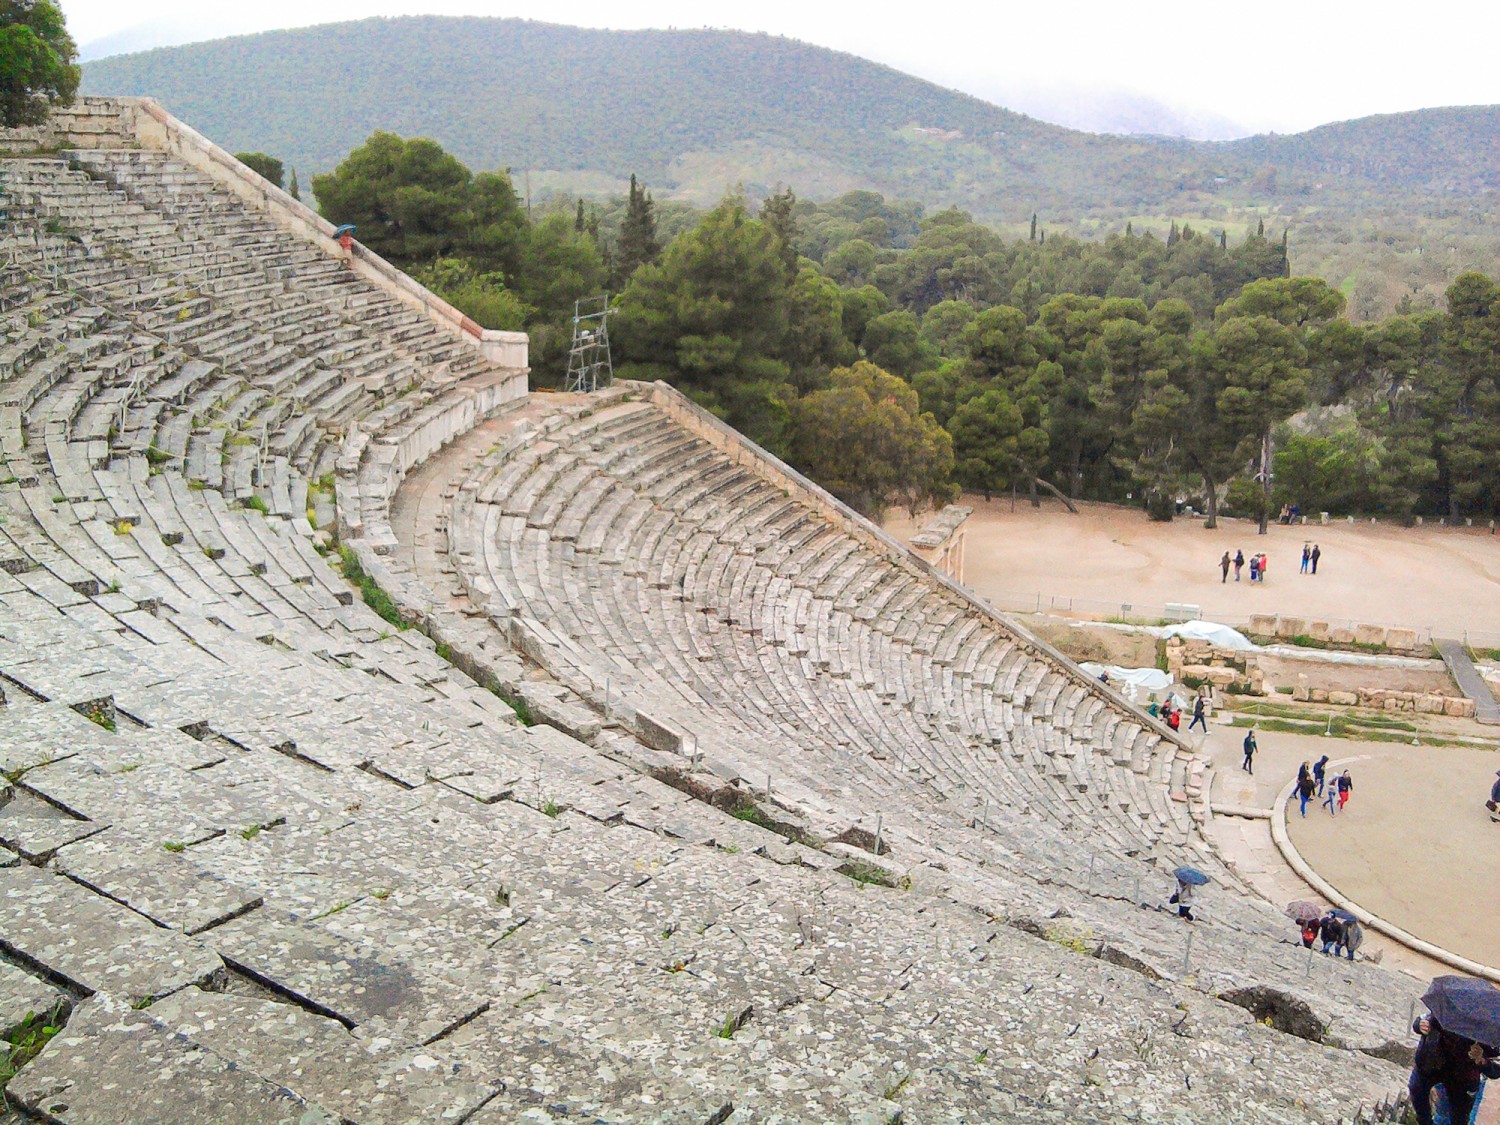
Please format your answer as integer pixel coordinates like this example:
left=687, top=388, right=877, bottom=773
left=1172, top=866, right=1209, bottom=921
left=1409, top=976, right=1500, bottom=1125
left=1285, top=901, right=1323, bottom=947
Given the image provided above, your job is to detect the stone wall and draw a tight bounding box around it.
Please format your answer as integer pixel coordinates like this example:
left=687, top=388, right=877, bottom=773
left=1290, top=682, right=1475, bottom=716
left=910, top=504, right=971, bottom=582
left=1165, top=637, right=1265, bottom=695
left=1245, top=613, right=1429, bottom=655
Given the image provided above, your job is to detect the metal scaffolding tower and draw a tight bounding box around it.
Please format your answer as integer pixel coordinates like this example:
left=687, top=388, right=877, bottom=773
left=564, top=295, right=615, bottom=394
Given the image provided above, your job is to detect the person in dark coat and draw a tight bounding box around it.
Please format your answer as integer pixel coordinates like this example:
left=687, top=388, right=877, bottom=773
left=1188, top=695, right=1207, bottom=732
left=1335, top=919, right=1363, bottom=961
left=1318, top=914, right=1343, bottom=955
left=1337, top=770, right=1353, bottom=811
left=1234, top=549, right=1244, bottom=581
left=1220, top=551, right=1231, bottom=583
left=1310, top=544, right=1321, bottom=574
left=1486, top=769, right=1499, bottom=821
left=1408, top=1014, right=1500, bottom=1125
left=1313, top=755, right=1330, bottom=796
left=1241, top=730, right=1257, bottom=773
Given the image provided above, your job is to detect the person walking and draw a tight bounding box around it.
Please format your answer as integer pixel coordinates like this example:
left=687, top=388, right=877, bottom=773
left=1337, top=770, right=1353, bottom=811
left=1487, top=769, right=1500, bottom=822
left=1248, top=554, right=1260, bottom=583
left=1336, top=919, right=1363, bottom=961
left=1322, top=778, right=1338, bottom=816
left=1319, top=913, right=1343, bottom=955
left=1409, top=1013, right=1500, bottom=1125
left=1234, top=549, right=1244, bottom=581
left=1188, top=695, right=1207, bottom=733
left=1220, top=551, right=1231, bottom=583
left=1297, top=763, right=1316, bottom=816
left=1310, top=544, right=1321, bottom=574
left=1167, top=707, right=1181, bottom=732
left=1259, top=553, right=1270, bottom=583
left=1313, top=755, right=1330, bottom=796
left=1301, top=545, right=1311, bottom=574
left=1242, top=730, right=1257, bottom=773
left=1171, top=874, right=1196, bottom=921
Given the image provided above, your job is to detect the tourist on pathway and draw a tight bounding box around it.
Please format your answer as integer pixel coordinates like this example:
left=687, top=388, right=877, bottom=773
left=1487, top=769, right=1500, bottom=822
left=1336, top=918, right=1364, bottom=961
left=1220, top=551, right=1231, bottom=583
left=1301, top=545, right=1311, bottom=574
left=1258, top=553, right=1270, bottom=583
left=1300, top=919, right=1320, bottom=948
left=1248, top=555, right=1259, bottom=583
left=1234, top=549, right=1244, bottom=581
left=1310, top=544, right=1321, bottom=574
left=1167, top=707, right=1181, bottom=732
left=1189, top=695, right=1207, bottom=732
left=1313, top=755, right=1330, bottom=796
left=1171, top=875, right=1196, bottom=922
left=1337, top=770, right=1353, bottom=811
left=1322, top=778, right=1338, bottom=816
left=1242, top=730, right=1257, bottom=773
left=1319, top=913, right=1344, bottom=955
left=1297, top=762, right=1316, bottom=816
left=1409, top=1013, right=1500, bottom=1125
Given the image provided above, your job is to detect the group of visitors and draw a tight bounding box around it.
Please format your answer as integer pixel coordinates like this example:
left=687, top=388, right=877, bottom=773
left=1296, top=757, right=1353, bottom=816
left=1296, top=911, right=1364, bottom=960
left=1145, top=695, right=1209, bottom=734
left=1219, top=550, right=1271, bottom=583
left=1299, top=543, right=1323, bottom=574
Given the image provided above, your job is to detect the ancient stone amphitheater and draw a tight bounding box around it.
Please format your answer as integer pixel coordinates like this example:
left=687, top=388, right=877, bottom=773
left=0, top=99, right=1421, bottom=1123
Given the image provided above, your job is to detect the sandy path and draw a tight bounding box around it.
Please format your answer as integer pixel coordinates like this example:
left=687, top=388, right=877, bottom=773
left=886, top=497, right=1500, bottom=643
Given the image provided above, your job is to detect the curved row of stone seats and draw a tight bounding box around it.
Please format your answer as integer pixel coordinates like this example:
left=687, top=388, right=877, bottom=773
left=443, top=396, right=1196, bottom=856
left=0, top=578, right=1410, bottom=1122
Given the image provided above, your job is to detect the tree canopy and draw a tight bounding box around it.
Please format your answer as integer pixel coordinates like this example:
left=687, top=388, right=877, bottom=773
left=0, top=0, right=78, bottom=127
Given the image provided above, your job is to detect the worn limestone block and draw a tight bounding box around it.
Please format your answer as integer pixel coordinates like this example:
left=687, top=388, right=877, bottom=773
left=0, top=863, right=223, bottom=1004
left=1385, top=627, right=1420, bottom=653
left=1245, top=614, right=1278, bottom=638
left=1354, top=623, right=1387, bottom=647
left=1329, top=626, right=1356, bottom=646
left=1305, top=620, right=1331, bottom=642
left=7, top=993, right=340, bottom=1125
left=1327, top=690, right=1358, bottom=706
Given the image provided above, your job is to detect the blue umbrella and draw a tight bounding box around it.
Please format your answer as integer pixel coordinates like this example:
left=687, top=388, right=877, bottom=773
left=1173, top=866, right=1210, bottom=886
left=332, top=224, right=357, bottom=237
left=1422, top=976, right=1500, bottom=1050
left=1329, top=908, right=1358, bottom=923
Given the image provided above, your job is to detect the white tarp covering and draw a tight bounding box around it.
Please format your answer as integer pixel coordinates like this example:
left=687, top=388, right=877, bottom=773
left=1156, top=620, right=1255, bottom=651
left=1080, top=663, right=1175, bottom=702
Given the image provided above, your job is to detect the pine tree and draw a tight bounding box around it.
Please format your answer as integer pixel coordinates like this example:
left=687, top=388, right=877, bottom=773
left=288, top=168, right=300, bottom=201
left=1125, top=221, right=1134, bottom=237
left=575, top=198, right=586, bottom=233
left=1167, top=221, right=1180, bottom=247
left=758, top=186, right=799, bottom=282
left=614, top=174, right=660, bottom=289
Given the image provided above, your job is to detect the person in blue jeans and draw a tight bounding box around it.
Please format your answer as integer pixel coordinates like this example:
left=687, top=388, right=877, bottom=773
left=1409, top=1014, right=1500, bottom=1125
left=1297, top=764, right=1316, bottom=816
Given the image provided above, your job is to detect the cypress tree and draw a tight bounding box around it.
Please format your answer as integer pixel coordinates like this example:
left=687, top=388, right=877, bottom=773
left=1030, top=213, right=1038, bottom=241
left=575, top=198, right=586, bottom=233
left=615, top=174, right=660, bottom=288
left=288, top=168, right=300, bottom=201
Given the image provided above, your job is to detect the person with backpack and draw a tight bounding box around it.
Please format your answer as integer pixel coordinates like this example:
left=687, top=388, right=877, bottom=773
left=1409, top=1014, right=1500, bottom=1125
left=1234, top=549, right=1245, bottom=581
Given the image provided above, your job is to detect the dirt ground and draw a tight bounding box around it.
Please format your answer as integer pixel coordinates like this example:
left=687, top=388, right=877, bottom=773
left=886, top=496, right=1500, bottom=644
left=1204, top=718, right=1500, bottom=965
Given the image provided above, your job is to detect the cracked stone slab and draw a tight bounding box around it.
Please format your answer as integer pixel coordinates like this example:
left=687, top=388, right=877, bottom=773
left=0, top=863, right=223, bottom=1005
left=6, top=993, right=342, bottom=1125
left=0, top=957, right=67, bottom=1036
left=0, top=797, right=106, bottom=862
left=147, top=989, right=501, bottom=1123
left=53, top=828, right=265, bottom=934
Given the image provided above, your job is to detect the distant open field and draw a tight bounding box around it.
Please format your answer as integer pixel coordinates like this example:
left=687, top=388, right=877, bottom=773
left=886, top=497, right=1500, bottom=644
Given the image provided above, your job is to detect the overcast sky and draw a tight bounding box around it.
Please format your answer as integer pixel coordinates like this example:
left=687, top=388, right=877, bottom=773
left=64, top=0, right=1500, bottom=138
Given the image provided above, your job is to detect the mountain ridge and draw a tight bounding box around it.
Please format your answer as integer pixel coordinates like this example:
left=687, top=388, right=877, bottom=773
left=80, top=17, right=1500, bottom=221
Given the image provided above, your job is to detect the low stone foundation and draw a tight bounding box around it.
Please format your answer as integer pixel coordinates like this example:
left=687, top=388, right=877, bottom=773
left=1290, top=683, right=1474, bottom=716
left=1166, top=637, right=1264, bottom=695
left=1246, top=614, right=1428, bottom=655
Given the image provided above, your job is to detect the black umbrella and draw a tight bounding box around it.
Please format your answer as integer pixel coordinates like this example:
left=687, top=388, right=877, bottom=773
left=1422, top=976, right=1500, bottom=1050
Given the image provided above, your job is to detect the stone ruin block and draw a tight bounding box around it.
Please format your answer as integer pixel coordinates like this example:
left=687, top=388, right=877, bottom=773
left=1329, top=626, right=1356, bottom=646
left=1415, top=694, right=1445, bottom=714
left=1306, top=620, right=1331, bottom=642
left=1275, top=617, right=1307, bottom=639
left=1385, top=627, right=1420, bottom=653
left=1354, top=623, right=1387, bottom=648
left=1327, top=690, right=1357, bottom=706
left=1246, top=614, right=1278, bottom=638
left=1445, top=698, right=1476, bottom=718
